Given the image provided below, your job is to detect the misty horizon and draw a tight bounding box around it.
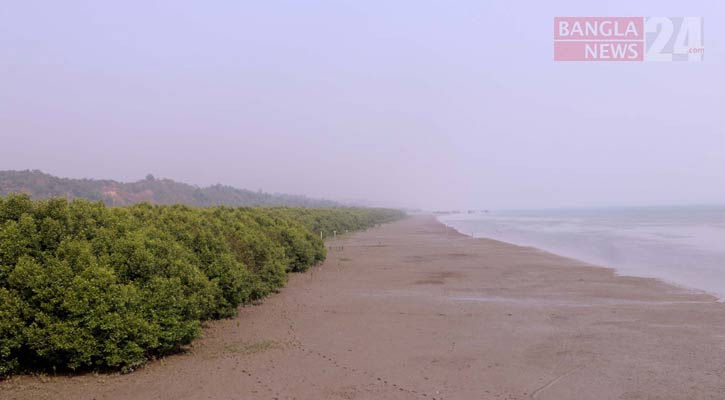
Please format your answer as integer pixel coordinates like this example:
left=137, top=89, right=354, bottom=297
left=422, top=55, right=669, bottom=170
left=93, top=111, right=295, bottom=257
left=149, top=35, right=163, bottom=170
left=3, top=3, right=725, bottom=397
left=2, top=1, right=724, bottom=210
left=3, top=169, right=725, bottom=212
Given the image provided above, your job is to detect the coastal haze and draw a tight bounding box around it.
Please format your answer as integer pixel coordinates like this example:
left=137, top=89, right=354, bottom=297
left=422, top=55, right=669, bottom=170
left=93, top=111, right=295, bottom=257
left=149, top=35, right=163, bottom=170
left=1, top=0, right=724, bottom=210
left=3, top=2, right=725, bottom=400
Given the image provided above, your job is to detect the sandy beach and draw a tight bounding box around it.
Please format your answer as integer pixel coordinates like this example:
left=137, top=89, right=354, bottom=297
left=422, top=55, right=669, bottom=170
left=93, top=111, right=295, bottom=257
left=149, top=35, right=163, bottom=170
left=3, top=215, right=725, bottom=400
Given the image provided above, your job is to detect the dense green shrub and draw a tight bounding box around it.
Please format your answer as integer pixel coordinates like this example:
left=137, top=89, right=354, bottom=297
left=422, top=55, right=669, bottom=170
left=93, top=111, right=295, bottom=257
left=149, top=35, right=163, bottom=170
left=0, top=194, right=404, bottom=375
left=264, top=207, right=405, bottom=239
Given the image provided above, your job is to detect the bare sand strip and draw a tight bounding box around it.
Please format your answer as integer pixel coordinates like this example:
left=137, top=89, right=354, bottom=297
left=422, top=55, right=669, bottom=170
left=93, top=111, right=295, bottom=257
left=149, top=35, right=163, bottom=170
left=3, top=215, right=725, bottom=400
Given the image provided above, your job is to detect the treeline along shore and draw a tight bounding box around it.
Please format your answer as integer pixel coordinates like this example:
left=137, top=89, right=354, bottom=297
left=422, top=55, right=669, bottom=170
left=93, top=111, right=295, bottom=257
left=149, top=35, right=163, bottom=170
left=0, top=194, right=404, bottom=375
left=0, top=170, right=341, bottom=208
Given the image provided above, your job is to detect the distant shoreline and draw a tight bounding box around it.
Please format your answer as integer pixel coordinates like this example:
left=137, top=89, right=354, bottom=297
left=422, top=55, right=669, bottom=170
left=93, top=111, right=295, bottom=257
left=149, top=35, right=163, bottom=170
left=436, top=213, right=723, bottom=302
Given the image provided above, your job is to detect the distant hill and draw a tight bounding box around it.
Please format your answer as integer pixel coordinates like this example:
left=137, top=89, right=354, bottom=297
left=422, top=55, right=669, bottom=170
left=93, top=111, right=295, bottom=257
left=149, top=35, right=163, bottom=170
left=0, top=170, right=340, bottom=208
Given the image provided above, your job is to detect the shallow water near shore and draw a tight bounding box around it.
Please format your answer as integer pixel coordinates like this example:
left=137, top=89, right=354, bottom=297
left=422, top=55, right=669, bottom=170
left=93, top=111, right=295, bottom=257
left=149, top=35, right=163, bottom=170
left=439, top=206, right=725, bottom=299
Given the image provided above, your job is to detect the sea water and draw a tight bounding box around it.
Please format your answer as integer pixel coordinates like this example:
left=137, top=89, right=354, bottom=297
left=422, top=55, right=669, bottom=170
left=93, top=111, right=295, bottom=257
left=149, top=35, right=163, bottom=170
left=438, top=206, right=725, bottom=299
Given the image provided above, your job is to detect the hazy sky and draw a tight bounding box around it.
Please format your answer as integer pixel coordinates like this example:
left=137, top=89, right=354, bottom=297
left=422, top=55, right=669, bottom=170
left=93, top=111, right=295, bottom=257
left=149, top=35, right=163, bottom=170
left=1, top=1, right=723, bottom=210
